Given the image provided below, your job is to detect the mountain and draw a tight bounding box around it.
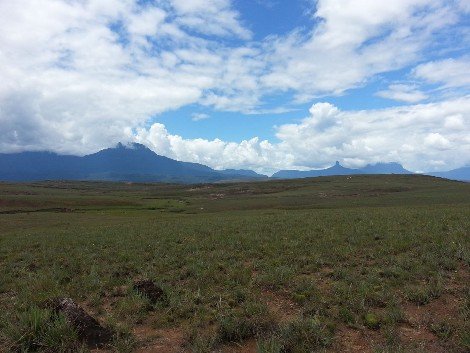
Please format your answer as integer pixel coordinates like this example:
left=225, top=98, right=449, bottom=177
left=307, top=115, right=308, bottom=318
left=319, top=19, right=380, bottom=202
left=360, top=162, right=411, bottom=174
left=273, top=161, right=412, bottom=179
left=425, top=166, right=470, bottom=182
left=0, top=151, right=82, bottom=181
left=0, top=143, right=260, bottom=183
left=273, top=161, right=361, bottom=179
left=217, top=169, right=268, bottom=179
left=1, top=144, right=466, bottom=183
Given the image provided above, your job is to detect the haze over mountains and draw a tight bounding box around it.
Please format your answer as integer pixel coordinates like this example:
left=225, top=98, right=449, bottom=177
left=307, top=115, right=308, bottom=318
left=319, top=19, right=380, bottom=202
left=0, top=143, right=468, bottom=183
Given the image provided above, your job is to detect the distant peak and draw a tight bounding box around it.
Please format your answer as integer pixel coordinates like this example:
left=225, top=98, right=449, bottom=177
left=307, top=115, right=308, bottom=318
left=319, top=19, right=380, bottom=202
left=335, top=161, right=340, bottom=166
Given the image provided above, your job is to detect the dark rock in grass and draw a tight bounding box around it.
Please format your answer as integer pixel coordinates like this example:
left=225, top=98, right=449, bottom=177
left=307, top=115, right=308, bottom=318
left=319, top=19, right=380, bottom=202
left=133, top=279, right=165, bottom=304
left=45, top=297, right=113, bottom=347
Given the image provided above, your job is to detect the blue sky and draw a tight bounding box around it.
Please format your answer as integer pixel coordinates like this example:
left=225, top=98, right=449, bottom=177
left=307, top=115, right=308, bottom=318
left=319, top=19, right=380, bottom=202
left=0, top=0, right=469, bottom=174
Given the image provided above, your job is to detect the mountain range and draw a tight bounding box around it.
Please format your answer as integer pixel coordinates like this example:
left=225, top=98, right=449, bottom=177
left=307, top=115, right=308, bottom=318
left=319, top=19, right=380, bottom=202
left=0, top=143, right=468, bottom=183
left=273, top=161, right=469, bottom=182
left=0, top=143, right=267, bottom=183
left=272, top=161, right=411, bottom=179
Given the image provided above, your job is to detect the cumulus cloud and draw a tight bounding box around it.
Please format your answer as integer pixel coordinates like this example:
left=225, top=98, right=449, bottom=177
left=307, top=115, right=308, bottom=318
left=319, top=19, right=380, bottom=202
left=376, top=84, right=428, bottom=103
left=134, top=123, right=288, bottom=172
left=135, top=98, right=470, bottom=174
left=275, top=98, right=470, bottom=171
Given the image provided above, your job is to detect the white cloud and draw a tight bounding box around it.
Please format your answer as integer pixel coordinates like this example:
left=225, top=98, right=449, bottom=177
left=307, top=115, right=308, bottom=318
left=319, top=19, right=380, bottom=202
left=126, top=7, right=167, bottom=37
left=191, top=113, right=210, bottom=121
left=376, top=84, right=428, bottom=103
left=170, top=0, right=252, bottom=39
left=273, top=98, right=470, bottom=171
left=423, top=133, right=451, bottom=150
left=0, top=0, right=251, bottom=154
left=134, top=97, right=470, bottom=174
left=134, top=123, right=288, bottom=173
left=413, top=56, right=470, bottom=88
left=259, top=0, right=462, bottom=101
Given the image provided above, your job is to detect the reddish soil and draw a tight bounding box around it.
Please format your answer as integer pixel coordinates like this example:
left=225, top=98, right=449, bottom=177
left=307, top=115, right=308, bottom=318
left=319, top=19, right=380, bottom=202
left=134, top=326, right=185, bottom=353
left=326, top=326, right=378, bottom=353
left=220, top=338, right=257, bottom=353
left=262, top=290, right=301, bottom=323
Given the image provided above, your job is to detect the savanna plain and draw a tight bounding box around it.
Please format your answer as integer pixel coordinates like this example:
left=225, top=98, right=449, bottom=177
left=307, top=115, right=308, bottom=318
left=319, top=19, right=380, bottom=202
left=0, top=175, right=469, bottom=353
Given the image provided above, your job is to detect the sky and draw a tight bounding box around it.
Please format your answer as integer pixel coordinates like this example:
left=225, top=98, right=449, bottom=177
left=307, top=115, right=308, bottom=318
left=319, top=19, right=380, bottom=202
left=0, top=0, right=469, bottom=174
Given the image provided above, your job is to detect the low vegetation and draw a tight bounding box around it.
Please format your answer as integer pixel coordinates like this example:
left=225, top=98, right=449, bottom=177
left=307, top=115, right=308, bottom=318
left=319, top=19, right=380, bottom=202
left=0, top=175, right=468, bottom=352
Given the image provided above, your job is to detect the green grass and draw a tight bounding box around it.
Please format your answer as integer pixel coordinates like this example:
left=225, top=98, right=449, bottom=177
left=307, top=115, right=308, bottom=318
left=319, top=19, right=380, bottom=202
left=0, top=175, right=469, bottom=352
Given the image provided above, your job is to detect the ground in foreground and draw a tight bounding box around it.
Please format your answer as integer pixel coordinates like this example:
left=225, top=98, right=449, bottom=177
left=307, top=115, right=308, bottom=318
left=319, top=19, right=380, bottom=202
left=0, top=175, right=469, bottom=352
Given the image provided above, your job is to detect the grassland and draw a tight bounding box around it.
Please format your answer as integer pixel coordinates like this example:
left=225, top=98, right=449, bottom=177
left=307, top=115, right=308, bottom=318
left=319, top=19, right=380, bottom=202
left=0, top=174, right=469, bottom=353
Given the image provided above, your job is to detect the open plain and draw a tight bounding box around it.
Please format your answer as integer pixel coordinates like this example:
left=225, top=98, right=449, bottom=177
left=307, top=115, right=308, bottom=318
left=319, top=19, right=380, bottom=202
left=0, top=175, right=469, bottom=352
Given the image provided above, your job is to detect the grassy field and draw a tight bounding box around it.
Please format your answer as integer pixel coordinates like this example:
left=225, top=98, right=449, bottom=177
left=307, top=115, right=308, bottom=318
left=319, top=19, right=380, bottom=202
left=0, top=175, right=469, bottom=353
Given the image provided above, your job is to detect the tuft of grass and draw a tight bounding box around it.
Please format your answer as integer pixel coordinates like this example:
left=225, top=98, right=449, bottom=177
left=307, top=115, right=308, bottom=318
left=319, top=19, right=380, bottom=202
left=405, top=285, right=442, bottom=306
left=364, top=312, right=381, bottom=330
left=114, top=292, right=153, bottom=324
left=429, top=321, right=454, bottom=341
left=216, top=301, right=274, bottom=342
left=278, top=317, right=334, bottom=352
left=4, top=306, right=81, bottom=353
left=256, top=336, right=282, bottom=353
left=111, top=331, right=137, bottom=353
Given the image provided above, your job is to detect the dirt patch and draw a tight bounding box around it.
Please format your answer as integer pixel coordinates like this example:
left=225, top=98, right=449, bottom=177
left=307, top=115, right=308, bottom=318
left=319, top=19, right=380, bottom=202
left=399, top=323, right=445, bottom=353
left=134, top=327, right=185, bottom=353
left=221, top=338, right=257, bottom=353
left=403, top=293, right=461, bottom=326
left=263, top=290, right=301, bottom=323
left=327, top=327, right=382, bottom=353
left=398, top=265, right=468, bottom=353
left=399, top=292, right=461, bottom=352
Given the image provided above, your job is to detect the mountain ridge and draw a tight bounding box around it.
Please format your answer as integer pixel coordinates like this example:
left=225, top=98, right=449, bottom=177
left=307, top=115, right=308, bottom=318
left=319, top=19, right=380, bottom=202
left=0, top=143, right=266, bottom=183
left=0, top=143, right=468, bottom=183
left=273, top=161, right=412, bottom=179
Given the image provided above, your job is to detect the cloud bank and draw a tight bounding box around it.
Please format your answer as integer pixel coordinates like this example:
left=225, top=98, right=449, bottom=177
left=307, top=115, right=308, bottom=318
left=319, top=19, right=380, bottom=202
left=136, top=98, right=470, bottom=174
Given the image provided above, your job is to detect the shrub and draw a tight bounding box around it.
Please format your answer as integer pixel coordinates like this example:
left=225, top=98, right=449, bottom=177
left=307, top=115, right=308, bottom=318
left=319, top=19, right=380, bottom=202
left=364, top=312, right=381, bottom=330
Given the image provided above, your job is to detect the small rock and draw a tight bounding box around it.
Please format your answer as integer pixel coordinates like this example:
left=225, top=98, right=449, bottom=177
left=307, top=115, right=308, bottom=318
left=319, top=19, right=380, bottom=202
left=45, top=297, right=113, bottom=347
left=133, top=279, right=165, bottom=304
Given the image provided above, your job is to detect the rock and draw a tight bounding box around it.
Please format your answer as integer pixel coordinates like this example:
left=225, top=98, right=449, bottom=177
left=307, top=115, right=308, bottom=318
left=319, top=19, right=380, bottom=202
left=133, top=279, right=165, bottom=304
left=45, top=297, right=113, bottom=347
